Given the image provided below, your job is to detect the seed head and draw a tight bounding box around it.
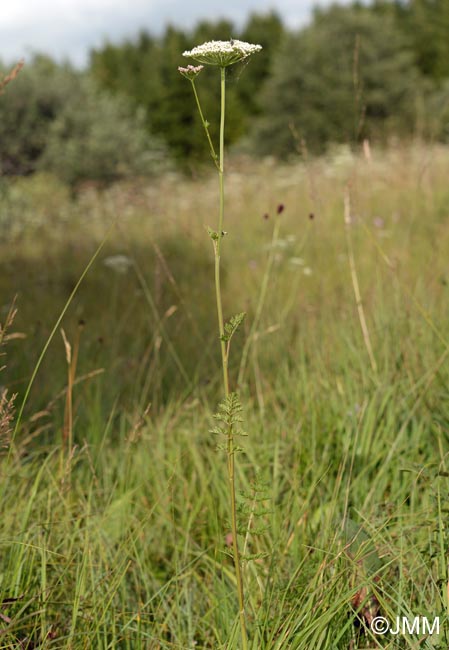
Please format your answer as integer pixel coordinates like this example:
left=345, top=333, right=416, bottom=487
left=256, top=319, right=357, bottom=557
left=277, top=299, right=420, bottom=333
left=0, top=59, right=24, bottom=94
left=277, top=203, right=285, bottom=215
left=178, top=64, right=204, bottom=80
left=183, top=39, right=262, bottom=67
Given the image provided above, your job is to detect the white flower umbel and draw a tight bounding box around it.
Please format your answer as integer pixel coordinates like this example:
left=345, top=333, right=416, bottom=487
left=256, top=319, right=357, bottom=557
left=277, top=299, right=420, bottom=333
left=183, top=39, right=262, bottom=67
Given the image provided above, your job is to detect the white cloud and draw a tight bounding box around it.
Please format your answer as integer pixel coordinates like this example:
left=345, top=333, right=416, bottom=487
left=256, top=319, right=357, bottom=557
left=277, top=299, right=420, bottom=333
left=0, top=0, right=341, bottom=67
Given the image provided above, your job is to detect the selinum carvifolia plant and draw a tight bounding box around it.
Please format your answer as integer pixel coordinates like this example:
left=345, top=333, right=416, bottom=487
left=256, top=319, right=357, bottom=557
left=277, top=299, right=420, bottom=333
left=179, top=39, right=262, bottom=649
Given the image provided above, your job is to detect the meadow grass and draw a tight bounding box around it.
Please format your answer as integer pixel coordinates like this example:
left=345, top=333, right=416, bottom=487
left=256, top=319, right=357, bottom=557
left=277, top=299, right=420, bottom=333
left=1, top=143, right=449, bottom=647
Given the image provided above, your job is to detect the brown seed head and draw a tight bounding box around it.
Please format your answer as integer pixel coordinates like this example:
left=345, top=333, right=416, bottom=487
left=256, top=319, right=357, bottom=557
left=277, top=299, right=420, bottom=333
left=0, top=60, right=25, bottom=94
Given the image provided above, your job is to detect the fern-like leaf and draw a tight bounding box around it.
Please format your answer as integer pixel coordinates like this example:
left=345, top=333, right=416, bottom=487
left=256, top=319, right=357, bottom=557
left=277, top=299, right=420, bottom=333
left=221, top=312, right=246, bottom=343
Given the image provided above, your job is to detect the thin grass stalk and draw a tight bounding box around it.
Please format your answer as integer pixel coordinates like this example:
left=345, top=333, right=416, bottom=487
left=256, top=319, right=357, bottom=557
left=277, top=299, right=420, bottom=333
left=8, top=236, right=108, bottom=461
left=61, top=328, right=73, bottom=458
left=60, top=321, right=83, bottom=479
left=238, top=213, right=282, bottom=387
left=343, top=187, right=378, bottom=375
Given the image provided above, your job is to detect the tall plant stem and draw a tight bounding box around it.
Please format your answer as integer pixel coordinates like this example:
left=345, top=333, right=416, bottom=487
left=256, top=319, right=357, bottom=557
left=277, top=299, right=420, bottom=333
left=214, top=65, right=248, bottom=650
left=216, top=67, right=229, bottom=397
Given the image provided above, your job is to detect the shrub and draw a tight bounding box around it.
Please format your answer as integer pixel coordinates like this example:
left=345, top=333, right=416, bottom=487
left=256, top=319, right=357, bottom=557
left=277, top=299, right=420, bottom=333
left=40, top=77, right=167, bottom=185
left=0, top=56, right=168, bottom=184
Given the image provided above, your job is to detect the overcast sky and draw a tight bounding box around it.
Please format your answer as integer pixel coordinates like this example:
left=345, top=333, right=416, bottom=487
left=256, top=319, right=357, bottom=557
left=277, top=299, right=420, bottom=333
left=0, top=0, right=344, bottom=68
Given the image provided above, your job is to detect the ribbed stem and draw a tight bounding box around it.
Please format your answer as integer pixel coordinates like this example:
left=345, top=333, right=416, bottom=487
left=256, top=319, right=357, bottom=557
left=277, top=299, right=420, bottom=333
left=216, top=67, right=229, bottom=396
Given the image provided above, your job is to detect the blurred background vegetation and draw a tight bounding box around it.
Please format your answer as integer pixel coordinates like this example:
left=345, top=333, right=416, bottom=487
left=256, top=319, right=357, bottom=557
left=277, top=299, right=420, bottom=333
left=1, top=0, right=449, bottom=417
left=0, top=0, right=449, bottom=184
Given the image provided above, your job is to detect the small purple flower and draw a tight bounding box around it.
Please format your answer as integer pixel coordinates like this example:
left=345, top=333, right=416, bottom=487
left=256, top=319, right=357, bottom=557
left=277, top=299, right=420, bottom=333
left=373, top=216, right=385, bottom=229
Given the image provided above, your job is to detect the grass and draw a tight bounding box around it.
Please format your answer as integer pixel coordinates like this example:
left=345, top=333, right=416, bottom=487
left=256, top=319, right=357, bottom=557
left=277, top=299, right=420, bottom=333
left=1, top=142, right=449, bottom=647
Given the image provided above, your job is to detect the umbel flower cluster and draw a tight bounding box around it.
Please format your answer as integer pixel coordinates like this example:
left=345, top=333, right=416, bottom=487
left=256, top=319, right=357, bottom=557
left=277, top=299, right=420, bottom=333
left=183, top=39, right=262, bottom=67
left=178, top=64, right=204, bottom=80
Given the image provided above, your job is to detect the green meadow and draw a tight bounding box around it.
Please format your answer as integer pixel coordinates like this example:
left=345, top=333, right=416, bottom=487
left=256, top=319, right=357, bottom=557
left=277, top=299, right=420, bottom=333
left=1, top=142, right=449, bottom=647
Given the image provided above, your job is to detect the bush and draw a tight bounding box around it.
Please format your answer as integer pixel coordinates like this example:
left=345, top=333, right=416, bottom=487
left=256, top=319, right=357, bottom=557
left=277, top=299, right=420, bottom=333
left=40, top=77, right=167, bottom=185
left=0, top=56, right=78, bottom=175
left=0, top=56, right=168, bottom=184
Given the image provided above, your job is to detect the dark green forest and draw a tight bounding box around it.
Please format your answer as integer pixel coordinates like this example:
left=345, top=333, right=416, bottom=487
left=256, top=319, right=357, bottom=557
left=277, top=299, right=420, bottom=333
left=1, top=0, right=449, bottom=184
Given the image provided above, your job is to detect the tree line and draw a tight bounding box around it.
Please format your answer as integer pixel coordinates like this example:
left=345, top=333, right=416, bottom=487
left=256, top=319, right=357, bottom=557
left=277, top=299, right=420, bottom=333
left=0, top=1, right=448, bottom=185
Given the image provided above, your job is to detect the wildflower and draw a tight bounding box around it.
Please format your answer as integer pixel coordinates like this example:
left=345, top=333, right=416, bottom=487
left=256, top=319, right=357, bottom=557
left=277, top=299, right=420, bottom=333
left=183, top=39, right=262, bottom=67
left=177, top=64, right=204, bottom=80
left=103, top=254, right=133, bottom=275
left=373, top=216, right=385, bottom=229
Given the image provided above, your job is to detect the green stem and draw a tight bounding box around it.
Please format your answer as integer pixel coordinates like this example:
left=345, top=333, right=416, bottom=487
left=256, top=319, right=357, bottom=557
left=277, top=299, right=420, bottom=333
left=216, top=67, right=229, bottom=396
left=227, top=423, right=248, bottom=650
left=215, top=65, right=248, bottom=650
left=191, top=80, right=219, bottom=169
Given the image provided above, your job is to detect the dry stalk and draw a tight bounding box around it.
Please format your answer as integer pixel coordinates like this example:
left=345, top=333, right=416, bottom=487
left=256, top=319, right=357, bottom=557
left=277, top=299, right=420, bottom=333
left=0, top=300, right=23, bottom=452
left=0, top=60, right=25, bottom=94
left=344, top=186, right=378, bottom=375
